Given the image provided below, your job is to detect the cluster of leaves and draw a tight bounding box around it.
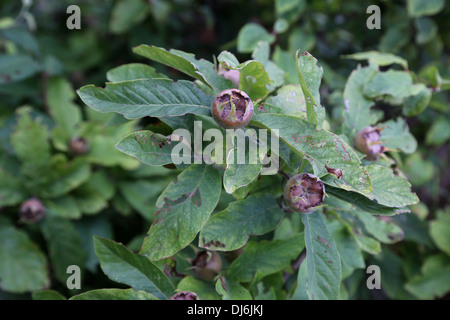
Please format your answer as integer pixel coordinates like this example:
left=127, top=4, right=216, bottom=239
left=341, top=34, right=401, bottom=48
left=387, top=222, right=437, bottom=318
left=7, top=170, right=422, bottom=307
left=0, top=0, right=449, bottom=300
left=0, top=1, right=181, bottom=298
left=71, top=30, right=445, bottom=298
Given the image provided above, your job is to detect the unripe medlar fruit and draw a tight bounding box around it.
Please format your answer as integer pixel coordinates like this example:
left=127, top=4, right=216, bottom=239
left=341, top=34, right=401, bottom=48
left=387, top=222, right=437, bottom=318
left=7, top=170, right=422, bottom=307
left=192, top=250, right=222, bottom=282
left=170, top=291, right=199, bottom=300
left=353, top=126, right=385, bottom=160
left=70, top=137, right=89, bottom=155
left=283, top=173, right=325, bottom=214
left=211, top=89, right=253, bottom=129
left=19, top=197, right=45, bottom=223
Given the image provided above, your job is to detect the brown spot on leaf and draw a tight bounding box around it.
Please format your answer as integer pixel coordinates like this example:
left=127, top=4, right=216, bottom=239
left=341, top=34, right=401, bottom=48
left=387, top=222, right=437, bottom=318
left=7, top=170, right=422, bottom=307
left=317, top=235, right=332, bottom=248
left=325, top=165, right=343, bottom=179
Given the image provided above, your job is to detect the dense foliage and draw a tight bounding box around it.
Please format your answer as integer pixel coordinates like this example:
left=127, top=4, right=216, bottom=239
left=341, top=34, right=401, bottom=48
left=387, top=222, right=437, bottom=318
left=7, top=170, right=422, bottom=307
left=0, top=0, right=449, bottom=300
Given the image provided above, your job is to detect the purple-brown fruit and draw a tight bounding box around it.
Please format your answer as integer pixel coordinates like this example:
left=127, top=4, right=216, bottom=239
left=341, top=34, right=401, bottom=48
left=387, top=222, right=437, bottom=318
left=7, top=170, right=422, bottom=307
left=192, top=250, right=222, bottom=282
left=170, top=291, right=199, bottom=300
left=353, top=127, right=385, bottom=160
left=19, top=198, right=45, bottom=223
left=283, top=173, right=326, bottom=214
left=211, top=89, right=253, bottom=129
left=70, top=137, right=89, bottom=155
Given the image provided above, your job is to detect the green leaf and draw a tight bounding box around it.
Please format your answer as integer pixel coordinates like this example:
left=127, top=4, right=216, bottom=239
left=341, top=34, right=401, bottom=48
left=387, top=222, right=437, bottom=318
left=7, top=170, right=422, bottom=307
left=94, top=237, right=175, bottom=299
left=425, top=116, right=450, bottom=146
left=429, top=210, right=450, bottom=256
left=1, top=27, right=40, bottom=56
left=223, top=161, right=261, bottom=194
left=327, top=221, right=365, bottom=279
left=11, top=107, right=51, bottom=190
left=44, top=195, right=81, bottom=219
left=291, top=258, right=308, bottom=300
left=289, top=27, right=315, bottom=54
left=420, top=66, right=450, bottom=92
left=46, top=77, right=82, bottom=138
left=251, top=113, right=374, bottom=198
left=325, top=185, right=410, bottom=216
left=273, top=18, right=289, bottom=34
left=115, top=130, right=174, bottom=166
left=407, top=0, right=445, bottom=17
left=402, top=153, right=434, bottom=186
left=199, top=193, right=284, bottom=251
left=406, top=266, right=450, bottom=299
left=72, top=171, right=114, bottom=215
left=378, top=22, right=409, bottom=53
left=118, top=179, right=166, bottom=221
left=41, top=216, right=86, bottom=284
left=0, top=54, right=41, bottom=84
left=392, top=210, right=434, bottom=247
left=170, top=49, right=233, bottom=93
left=403, top=85, right=432, bottom=116
left=217, top=51, right=271, bottom=100
left=302, top=213, right=341, bottom=300
left=350, top=211, right=404, bottom=244
left=133, top=45, right=231, bottom=92
left=273, top=46, right=299, bottom=84
left=354, top=233, right=381, bottom=255
left=379, top=118, right=418, bottom=154
left=275, top=0, right=305, bottom=16
left=0, top=218, right=49, bottom=293
left=70, top=288, right=158, bottom=300
left=252, top=41, right=286, bottom=89
left=74, top=216, right=114, bottom=273
left=106, top=63, right=168, bottom=82
left=77, top=79, right=214, bottom=119
left=109, top=0, right=150, bottom=34
left=264, top=84, right=306, bottom=117
left=177, top=276, right=221, bottom=300
left=215, top=277, right=252, bottom=300
left=237, top=23, right=275, bottom=53
left=342, top=62, right=379, bottom=136
left=363, top=70, right=421, bottom=99
left=32, top=290, right=66, bottom=300
left=41, top=157, right=91, bottom=198
left=295, top=50, right=325, bottom=129
left=227, top=234, right=304, bottom=282
left=415, top=18, right=438, bottom=44
left=365, top=165, right=419, bottom=207
left=0, top=155, right=25, bottom=206
left=223, top=131, right=263, bottom=194
left=421, top=254, right=450, bottom=275
left=342, top=51, right=408, bottom=69
left=141, top=165, right=221, bottom=260
left=83, top=121, right=140, bottom=170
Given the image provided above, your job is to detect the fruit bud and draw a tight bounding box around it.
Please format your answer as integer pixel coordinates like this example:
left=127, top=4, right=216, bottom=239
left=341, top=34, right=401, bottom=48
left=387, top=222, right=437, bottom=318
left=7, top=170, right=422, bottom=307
left=170, top=291, right=199, bottom=300
left=217, top=64, right=240, bottom=88
left=70, top=137, right=89, bottom=155
left=192, top=250, right=222, bottom=282
left=19, top=198, right=45, bottom=223
left=283, top=173, right=326, bottom=214
left=353, top=127, right=385, bottom=160
left=211, top=89, right=253, bottom=129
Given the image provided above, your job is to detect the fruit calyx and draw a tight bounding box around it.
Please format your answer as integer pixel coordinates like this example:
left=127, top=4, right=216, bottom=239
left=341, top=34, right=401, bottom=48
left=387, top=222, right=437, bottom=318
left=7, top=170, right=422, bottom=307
left=283, top=173, right=326, bottom=214
left=211, top=89, right=253, bottom=129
